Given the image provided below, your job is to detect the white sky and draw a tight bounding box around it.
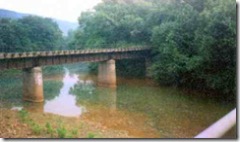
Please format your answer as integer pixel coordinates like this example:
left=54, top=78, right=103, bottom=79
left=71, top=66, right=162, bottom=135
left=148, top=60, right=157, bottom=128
left=0, top=0, right=102, bottom=23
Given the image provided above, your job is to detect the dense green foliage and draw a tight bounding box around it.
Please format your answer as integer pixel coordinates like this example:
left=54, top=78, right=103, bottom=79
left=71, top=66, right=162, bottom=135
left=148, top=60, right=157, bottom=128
left=116, top=59, right=146, bottom=77
left=150, top=0, right=236, bottom=98
left=0, top=16, right=63, bottom=52
left=68, top=0, right=153, bottom=49
left=70, top=0, right=236, bottom=98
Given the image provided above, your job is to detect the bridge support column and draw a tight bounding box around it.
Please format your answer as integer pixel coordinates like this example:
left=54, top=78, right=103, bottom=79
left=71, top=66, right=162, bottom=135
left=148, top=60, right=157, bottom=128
left=22, top=67, right=44, bottom=102
left=98, top=59, right=116, bottom=88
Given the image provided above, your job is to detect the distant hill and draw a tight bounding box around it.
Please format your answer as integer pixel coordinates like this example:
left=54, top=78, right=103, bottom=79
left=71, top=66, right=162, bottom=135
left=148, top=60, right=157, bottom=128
left=0, top=9, right=78, bottom=36
left=0, top=9, right=27, bottom=19
left=54, top=19, right=78, bottom=36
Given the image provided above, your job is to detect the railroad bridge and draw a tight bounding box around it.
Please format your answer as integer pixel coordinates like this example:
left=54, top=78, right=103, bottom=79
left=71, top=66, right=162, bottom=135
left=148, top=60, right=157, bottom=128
left=0, top=47, right=151, bottom=102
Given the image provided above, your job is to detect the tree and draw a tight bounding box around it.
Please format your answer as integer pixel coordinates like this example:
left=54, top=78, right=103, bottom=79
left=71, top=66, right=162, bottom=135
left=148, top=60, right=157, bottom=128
left=150, top=1, right=201, bottom=85
left=150, top=0, right=236, bottom=98
left=0, top=18, right=25, bottom=52
left=194, top=0, right=236, bottom=96
left=0, top=16, right=63, bottom=52
left=18, top=16, right=63, bottom=51
left=71, top=2, right=151, bottom=49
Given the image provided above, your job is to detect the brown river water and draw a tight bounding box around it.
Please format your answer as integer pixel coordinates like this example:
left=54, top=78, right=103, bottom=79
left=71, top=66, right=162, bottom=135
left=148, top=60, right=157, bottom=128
left=0, top=64, right=236, bottom=138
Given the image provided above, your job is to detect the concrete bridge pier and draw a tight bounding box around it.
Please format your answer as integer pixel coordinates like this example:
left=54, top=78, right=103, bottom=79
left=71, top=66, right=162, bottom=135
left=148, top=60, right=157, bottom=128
left=98, top=59, right=116, bottom=88
left=22, top=67, right=44, bottom=102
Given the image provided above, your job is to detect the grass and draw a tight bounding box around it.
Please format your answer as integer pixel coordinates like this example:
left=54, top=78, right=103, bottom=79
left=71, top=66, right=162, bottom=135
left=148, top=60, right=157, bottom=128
left=87, top=132, right=95, bottom=138
left=31, top=124, right=42, bottom=135
left=45, top=122, right=54, bottom=137
left=72, top=129, right=78, bottom=135
left=56, top=126, right=67, bottom=138
left=71, top=129, right=78, bottom=137
left=16, top=110, right=101, bottom=138
left=18, top=109, right=28, bottom=122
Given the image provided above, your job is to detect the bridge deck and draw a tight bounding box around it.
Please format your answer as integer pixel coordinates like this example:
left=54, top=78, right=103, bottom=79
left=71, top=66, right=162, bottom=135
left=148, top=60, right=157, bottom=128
left=0, top=47, right=151, bottom=70
left=0, top=47, right=150, bottom=59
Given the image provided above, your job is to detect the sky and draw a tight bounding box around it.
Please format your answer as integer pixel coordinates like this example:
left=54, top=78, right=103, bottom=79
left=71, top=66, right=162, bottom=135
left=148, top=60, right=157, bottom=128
left=0, top=0, right=102, bottom=23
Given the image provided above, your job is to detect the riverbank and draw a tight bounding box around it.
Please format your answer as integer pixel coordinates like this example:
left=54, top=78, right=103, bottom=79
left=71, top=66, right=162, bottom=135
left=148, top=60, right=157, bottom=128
left=0, top=108, right=131, bottom=138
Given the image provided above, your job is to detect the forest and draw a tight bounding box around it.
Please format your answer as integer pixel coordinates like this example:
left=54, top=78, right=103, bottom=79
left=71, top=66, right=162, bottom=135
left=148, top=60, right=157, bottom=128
left=0, top=0, right=236, bottom=99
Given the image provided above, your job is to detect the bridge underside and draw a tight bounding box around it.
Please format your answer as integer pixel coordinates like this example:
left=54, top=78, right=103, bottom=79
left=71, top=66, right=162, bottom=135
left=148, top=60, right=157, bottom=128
left=0, top=49, right=150, bottom=70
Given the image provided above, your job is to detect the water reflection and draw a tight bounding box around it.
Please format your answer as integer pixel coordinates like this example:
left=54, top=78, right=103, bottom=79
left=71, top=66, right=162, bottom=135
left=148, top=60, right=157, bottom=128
left=44, top=68, right=86, bottom=117
left=43, top=79, right=63, bottom=101
left=97, top=87, right=117, bottom=111
left=25, top=102, right=44, bottom=113
left=11, top=103, right=44, bottom=113
left=4, top=65, right=235, bottom=138
left=71, top=80, right=117, bottom=112
left=11, top=107, right=23, bottom=111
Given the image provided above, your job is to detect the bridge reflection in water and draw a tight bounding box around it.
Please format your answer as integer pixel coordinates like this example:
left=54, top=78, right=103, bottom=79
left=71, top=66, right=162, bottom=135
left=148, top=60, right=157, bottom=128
left=44, top=68, right=86, bottom=117
left=14, top=68, right=117, bottom=117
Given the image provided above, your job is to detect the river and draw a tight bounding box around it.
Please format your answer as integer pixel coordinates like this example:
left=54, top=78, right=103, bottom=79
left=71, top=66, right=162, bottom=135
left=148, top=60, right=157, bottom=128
left=0, top=64, right=236, bottom=138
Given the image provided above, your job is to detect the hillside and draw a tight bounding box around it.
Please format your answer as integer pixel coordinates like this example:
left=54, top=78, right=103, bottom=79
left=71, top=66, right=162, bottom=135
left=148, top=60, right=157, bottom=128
left=0, top=9, right=78, bottom=36
left=54, top=19, right=78, bottom=36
